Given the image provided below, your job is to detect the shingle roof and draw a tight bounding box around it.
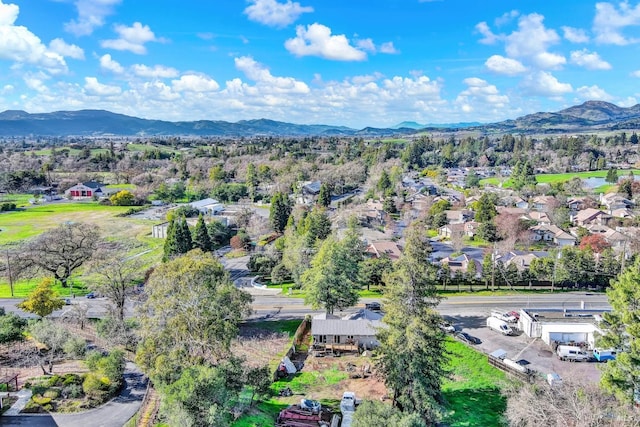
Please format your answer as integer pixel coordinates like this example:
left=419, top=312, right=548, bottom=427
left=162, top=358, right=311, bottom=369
left=311, top=319, right=383, bottom=336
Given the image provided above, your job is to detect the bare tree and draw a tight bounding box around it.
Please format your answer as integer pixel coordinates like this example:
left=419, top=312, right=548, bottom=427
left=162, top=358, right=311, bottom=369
left=505, top=376, right=639, bottom=427
left=87, top=246, right=144, bottom=321
left=450, top=227, right=466, bottom=253
left=17, top=223, right=101, bottom=287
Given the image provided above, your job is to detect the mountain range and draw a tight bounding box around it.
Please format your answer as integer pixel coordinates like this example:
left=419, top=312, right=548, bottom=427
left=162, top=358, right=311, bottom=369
left=1, top=101, right=640, bottom=137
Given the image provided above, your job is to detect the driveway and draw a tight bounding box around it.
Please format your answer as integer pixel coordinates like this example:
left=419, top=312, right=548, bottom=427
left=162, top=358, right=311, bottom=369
left=1, top=362, right=148, bottom=427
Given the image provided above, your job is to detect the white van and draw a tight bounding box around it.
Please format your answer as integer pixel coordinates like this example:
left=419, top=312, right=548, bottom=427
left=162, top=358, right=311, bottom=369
left=487, top=316, right=513, bottom=336
left=556, top=345, right=589, bottom=362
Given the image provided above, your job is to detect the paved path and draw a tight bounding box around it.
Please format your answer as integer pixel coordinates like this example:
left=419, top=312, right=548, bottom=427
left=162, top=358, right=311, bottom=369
left=0, top=362, right=147, bottom=427
left=3, top=389, right=32, bottom=416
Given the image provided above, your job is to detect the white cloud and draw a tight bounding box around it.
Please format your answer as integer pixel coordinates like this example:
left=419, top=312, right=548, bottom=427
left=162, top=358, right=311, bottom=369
left=49, top=38, right=84, bottom=60
left=562, top=26, right=589, bottom=43
left=455, top=77, right=509, bottom=112
left=569, top=49, right=612, bottom=70
left=504, top=13, right=565, bottom=69
left=101, top=22, right=160, bottom=54
left=1, top=84, right=13, bottom=94
left=575, top=85, right=613, bottom=101
left=520, top=71, right=573, bottom=96
left=99, top=53, right=123, bottom=74
left=475, top=21, right=499, bottom=44
left=172, top=74, right=220, bottom=92
left=84, top=77, right=121, bottom=96
left=24, top=73, right=49, bottom=93
left=235, top=56, right=309, bottom=93
left=0, top=1, right=67, bottom=72
left=285, top=23, right=367, bottom=61
left=132, top=64, right=179, bottom=79
left=632, top=70, right=640, bottom=78
left=593, top=1, right=640, bottom=45
left=244, top=0, right=313, bottom=28
left=64, top=0, right=121, bottom=36
left=379, top=42, right=398, bottom=54
left=485, top=55, right=526, bottom=75
left=356, top=38, right=376, bottom=52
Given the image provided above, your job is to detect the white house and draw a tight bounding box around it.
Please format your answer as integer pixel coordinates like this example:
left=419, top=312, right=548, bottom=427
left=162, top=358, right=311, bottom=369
left=189, top=198, right=224, bottom=215
left=66, top=181, right=108, bottom=199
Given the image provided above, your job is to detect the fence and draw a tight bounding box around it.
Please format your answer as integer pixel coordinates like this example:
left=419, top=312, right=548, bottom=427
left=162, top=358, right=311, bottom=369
left=487, top=355, right=536, bottom=383
left=272, top=317, right=311, bottom=381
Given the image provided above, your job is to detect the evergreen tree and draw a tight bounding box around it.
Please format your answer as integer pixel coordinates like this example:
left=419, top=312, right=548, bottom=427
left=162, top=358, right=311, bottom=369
left=600, top=259, right=640, bottom=403
left=474, top=193, right=497, bottom=223
left=317, top=183, right=331, bottom=207
left=605, top=167, right=619, bottom=184
left=376, top=222, right=446, bottom=424
left=162, top=218, right=178, bottom=262
left=270, top=192, right=292, bottom=234
left=377, top=170, right=392, bottom=193
left=246, top=163, right=258, bottom=202
left=175, top=217, right=193, bottom=254
left=193, top=215, right=213, bottom=252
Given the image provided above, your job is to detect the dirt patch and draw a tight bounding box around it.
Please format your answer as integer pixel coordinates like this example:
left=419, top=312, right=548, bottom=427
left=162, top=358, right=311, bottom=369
left=233, top=331, right=291, bottom=368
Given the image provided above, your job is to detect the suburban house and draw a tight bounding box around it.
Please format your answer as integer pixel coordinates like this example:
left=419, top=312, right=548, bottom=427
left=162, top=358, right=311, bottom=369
left=408, top=193, right=432, bottom=212
left=311, top=318, right=382, bottom=351
left=531, top=195, right=556, bottom=211
left=439, top=223, right=465, bottom=239
left=583, top=224, right=628, bottom=249
left=567, top=197, right=594, bottom=212
left=572, top=208, right=612, bottom=226
left=365, top=241, right=402, bottom=260
left=66, top=181, right=108, bottom=199
left=439, top=254, right=482, bottom=278
left=530, top=224, right=576, bottom=246
left=610, top=208, right=635, bottom=219
left=498, top=251, right=548, bottom=271
left=600, top=193, right=633, bottom=212
left=523, top=211, right=551, bottom=225
left=444, top=209, right=475, bottom=224
left=496, top=206, right=527, bottom=217
left=188, top=198, right=224, bottom=215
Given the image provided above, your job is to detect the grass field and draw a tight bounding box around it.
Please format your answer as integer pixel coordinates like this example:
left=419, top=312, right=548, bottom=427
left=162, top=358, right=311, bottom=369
left=480, top=169, right=640, bottom=189
left=0, top=201, right=163, bottom=293
left=442, top=340, right=508, bottom=426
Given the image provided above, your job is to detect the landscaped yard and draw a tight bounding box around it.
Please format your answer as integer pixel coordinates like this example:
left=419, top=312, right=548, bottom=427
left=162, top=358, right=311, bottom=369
left=232, top=334, right=511, bottom=427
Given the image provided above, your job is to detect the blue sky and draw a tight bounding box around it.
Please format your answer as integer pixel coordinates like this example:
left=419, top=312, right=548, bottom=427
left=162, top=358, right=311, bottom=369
left=1, top=0, right=640, bottom=128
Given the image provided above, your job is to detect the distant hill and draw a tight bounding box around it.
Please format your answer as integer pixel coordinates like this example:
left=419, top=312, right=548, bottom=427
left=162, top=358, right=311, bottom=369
left=392, top=121, right=483, bottom=129
left=1, top=101, right=640, bottom=137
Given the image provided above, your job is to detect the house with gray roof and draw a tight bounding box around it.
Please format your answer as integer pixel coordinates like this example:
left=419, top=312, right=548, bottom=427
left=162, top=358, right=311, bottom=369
left=311, top=319, right=383, bottom=350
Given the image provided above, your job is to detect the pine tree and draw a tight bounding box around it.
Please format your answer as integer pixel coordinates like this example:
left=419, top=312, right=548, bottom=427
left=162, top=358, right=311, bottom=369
left=317, top=183, right=331, bottom=207
left=270, top=192, right=292, bottom=234
left=193, top=215, right=213, bottom=252
left=175, top=217, right=193, bottom=254
left=162, top=218, right=178, bottom=262
left=376, top=222, right=446, bottom=424
left=246, top=163, right=258, bottom=202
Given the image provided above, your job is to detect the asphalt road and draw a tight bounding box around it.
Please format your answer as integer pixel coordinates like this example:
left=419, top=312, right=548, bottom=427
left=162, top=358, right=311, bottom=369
left=247, top=291, right=611, bottom=320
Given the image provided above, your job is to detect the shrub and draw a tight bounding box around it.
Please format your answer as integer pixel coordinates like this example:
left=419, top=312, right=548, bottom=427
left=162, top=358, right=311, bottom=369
left=63, top=337, right=87, bottom=358
left=47, top=375, right=61, bottom=387
left=62, top=384, right=83, bottom=399
left=31, top=385, right=48, bottom=396
left=31, top=396, right=52, bottom=405
left=62, top=373, right=82, bottom=386
left=43, top=390, right=59, bottom=399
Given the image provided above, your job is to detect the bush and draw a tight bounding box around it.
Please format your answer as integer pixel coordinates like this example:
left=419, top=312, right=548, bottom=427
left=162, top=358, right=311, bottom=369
left=31, top=396, right=52, bottom=405
left=0, top=202, right=17, bottom=211
left=46, top=375, right=61, bottom=387
left=31, top=384, right=48, bottom=396
left=43, top=390, right=59, bottom=399
left=82, top=373, right=110, bottom=400
left=61, top=384, right=83, bottom=399
left=63, top=337, right=87, bottom=358
left=62, top=373, right=83, bottom=386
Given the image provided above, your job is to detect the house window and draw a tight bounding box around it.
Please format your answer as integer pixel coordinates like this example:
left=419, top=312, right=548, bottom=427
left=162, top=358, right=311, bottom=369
left=334, top=335, right=341, bottom=344
left=317, top=335, right=326, bottom=343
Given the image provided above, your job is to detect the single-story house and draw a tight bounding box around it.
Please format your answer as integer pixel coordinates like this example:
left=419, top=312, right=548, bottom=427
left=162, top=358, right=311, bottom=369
left=189, top=198, right=224, bottom=215
left=530, top=224, right=576, bottom=246
left=366, top=241, right=402, bottom=260
left=439, top=223, right=465, bottom=239
left=532, top=195, right=556, bottom=212
left=440, top=254, right=482, bottom=278
left=584, top=224, right=628, bottom=249
left=498, top=251, right=547, bottom=271
left=66, top=181, right=108, bottom=199
left=524, top=211, right=551, bottom=225
left=311, top=319, right=382, bottom=350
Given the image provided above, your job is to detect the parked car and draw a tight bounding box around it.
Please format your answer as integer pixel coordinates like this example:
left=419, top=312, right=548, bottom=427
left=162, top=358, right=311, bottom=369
left=593, top=348, right=618, bottom=362
left=556, top=345, right=589, bottom=362
left=491, top=310, right=517, bottom=323
left=439, top=322, right=456, bottom=333
left=365, top=302, right=382, bottom=312
left=507, top=310, right=520, bottom=321
left=63, top=298, right=71, bottom=305
left=86, top=292, right=96, bottom=299
left=454, top=331, right=481, bottom=344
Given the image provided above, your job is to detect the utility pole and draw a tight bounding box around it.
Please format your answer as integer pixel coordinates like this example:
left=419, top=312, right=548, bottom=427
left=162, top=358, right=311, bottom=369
left=5, top=248, right=14, bottom=297
left=491, top=242, right=496, bottom=292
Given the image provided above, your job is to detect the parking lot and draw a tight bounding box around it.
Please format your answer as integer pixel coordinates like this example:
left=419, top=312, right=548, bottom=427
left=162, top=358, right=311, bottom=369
left=445, top=313, right=602, bottom=383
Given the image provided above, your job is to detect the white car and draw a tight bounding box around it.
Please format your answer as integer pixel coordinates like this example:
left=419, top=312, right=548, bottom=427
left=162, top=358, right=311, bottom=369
left=491, top=310, right=517, bottom=323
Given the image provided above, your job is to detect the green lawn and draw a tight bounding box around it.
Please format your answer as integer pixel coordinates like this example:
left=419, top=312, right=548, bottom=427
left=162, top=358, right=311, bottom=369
left=442, top=340, right=508, bottom=426
left=0, top=202, right=132, bottom=244
left=0, top=193, right=36, bottom=207
left=480, top=169, right=640, bottom=189
left=242, top=319, right=302, bottom=338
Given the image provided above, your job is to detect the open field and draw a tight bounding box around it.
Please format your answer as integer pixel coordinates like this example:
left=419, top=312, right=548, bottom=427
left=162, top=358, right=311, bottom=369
left=0, top=201, right=163, bottom=292
left=480, top=169, right=640, bottom=189
left=232, top=327, right=510, bottom=427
